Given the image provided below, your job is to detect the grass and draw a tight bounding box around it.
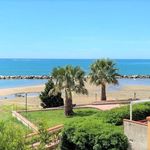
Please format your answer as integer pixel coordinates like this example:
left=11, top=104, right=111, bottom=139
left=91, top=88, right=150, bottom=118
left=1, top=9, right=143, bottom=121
left=0, top=105, right=124, bottom=135
left=21, top=108, right=101, bottom=128
left=0, top=105, right=31, bottom=134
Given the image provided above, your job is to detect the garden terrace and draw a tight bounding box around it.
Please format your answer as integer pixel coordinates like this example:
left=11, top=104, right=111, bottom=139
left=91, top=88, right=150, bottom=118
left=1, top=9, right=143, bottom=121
left=13, top=102, right=150, bottom=150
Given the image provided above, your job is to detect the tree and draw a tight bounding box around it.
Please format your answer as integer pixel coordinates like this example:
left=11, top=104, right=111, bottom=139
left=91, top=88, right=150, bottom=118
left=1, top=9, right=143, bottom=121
left=51, top=65, right=88, bottom=116
left=40, top=79, right=64, bottom=108
left=89, top=59, right=118, bottom=101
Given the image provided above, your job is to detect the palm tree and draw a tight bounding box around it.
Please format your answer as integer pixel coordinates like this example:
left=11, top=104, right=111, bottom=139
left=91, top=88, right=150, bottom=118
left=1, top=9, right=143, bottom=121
left=51, top=65, right=88, bottom=116
left=89, top=59, right=118, bottom=101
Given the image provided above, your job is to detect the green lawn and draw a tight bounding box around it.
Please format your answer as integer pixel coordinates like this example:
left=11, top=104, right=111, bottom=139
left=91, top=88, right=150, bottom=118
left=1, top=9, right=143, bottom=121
left=1, top=105, right=123, bottom=134
left=21, top=108, right=101, bottom=128
left=0, top=105, right=31, bottom=134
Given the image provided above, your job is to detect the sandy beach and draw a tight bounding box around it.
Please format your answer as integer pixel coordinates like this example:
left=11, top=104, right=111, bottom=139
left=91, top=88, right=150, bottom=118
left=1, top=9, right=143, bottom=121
left=0, top=81, right=150, bottom=108
left=0, top=85, right=45, bottom=96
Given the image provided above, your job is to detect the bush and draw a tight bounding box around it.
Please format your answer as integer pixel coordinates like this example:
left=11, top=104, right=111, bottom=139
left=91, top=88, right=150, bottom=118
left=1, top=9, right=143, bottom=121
left=40, top=79, right=64, bottom=108
left=60, top=103, right=150, bottom=149
left=105, top=102, right=150, bottom=125
left=60, top=118, right=128, bottom=150
left=0, top=121, right=27, bottom=150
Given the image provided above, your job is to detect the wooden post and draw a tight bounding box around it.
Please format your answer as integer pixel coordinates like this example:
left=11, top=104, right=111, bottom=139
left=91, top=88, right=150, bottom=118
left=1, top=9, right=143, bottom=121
left=130, top=101, right=132, bottom=120
left=25, top=92, right=29, bottom=138
left=95, top=93, right=97, bottom=101
left=134, top=92, right=136, bottom=100
left=146, top=117, right=150, bottom=150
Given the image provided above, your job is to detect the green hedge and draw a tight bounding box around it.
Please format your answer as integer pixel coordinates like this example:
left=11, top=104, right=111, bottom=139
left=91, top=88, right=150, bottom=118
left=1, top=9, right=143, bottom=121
left=60, top=103, right=150, bottom=149
left=104, top=103, right=150, bottom=125
left=60, top=119, right=128, bottom=150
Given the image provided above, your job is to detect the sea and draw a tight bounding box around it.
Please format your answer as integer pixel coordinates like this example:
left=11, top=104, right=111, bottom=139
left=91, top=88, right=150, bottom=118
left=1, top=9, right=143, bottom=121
left=1, top=59, right=150, bottom=89
left=1, top=59, right=150, bottom=76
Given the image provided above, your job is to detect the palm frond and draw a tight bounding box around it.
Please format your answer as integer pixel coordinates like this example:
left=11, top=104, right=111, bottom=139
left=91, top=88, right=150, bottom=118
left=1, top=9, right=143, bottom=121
left=51, top=65, right=88, bottom=95
left=89, top=58, right=119, bottom=85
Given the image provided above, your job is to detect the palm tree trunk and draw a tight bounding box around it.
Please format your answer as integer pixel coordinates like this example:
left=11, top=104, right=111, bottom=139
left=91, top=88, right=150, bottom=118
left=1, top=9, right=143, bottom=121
left=64, top=89, right=73, bottom=116
left=101, top=84, right=106, bottom=101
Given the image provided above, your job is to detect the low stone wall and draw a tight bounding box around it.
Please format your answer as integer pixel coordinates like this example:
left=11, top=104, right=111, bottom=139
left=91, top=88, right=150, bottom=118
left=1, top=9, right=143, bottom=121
left=12, top=111, right=38, bottom=132
left=12, top=109, right=64, bottom=149
left=124, top=119, right=148, bottom=150
left=26, top=124, right=63, bottom=149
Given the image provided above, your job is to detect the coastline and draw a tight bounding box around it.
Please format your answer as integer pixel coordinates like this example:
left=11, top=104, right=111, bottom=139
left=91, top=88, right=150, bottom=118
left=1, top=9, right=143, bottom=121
left=1, top=75, right=150, bottom=80
left=0, top=75, right=51, bottom=79
left=1, top=81, right=150, bottom=107
left=0, top=85, right=45, bottom=96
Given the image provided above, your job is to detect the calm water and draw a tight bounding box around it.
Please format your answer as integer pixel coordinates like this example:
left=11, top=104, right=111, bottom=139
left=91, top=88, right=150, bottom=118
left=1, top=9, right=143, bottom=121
left=0, top=59, right=150, bottom=89
left=0, top=78, right=150, bottom=90
left=108, top=79, right=150, bottom=91
left=0, top=59, right=150, bottom=75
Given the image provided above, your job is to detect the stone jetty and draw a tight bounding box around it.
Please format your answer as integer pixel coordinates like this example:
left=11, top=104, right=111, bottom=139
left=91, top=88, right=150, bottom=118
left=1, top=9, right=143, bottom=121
left=117, top=75, right=150, bottom=79
left=0, top=75, right=150, bottom=80
left=0, top=75, right=51, bottom=80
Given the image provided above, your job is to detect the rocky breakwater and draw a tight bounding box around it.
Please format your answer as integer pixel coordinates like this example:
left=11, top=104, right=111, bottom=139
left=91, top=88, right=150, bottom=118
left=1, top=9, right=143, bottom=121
left=0, top=75, right=150, bottom=80
left=0, top=75, right=51, bottom=80
left=117, top=75, right=150, bottom=79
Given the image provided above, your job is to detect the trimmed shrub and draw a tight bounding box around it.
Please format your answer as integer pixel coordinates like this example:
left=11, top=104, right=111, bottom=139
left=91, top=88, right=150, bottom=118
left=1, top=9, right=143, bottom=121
left=104, top=102, right=150, bottom=125
left=60, top=103, right=150, bottom=149
left=40, top=79, right=64, bottom=108
left=60, top=118, right=128, bottom=150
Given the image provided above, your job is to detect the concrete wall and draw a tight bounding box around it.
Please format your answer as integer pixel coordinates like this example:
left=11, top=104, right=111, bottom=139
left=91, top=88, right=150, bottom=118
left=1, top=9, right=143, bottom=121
left=147, top=117, right=150, bottom=150
left=124, top=119, right=148, bottom=150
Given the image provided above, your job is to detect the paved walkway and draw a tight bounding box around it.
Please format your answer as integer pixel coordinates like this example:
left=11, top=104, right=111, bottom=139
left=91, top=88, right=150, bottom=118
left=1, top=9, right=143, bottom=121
left=80, top=104, right=120, bottom=110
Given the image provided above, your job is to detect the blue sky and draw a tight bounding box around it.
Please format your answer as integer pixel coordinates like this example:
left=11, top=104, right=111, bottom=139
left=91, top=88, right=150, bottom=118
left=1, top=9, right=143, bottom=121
left=0, top=0, right=150, bottom=59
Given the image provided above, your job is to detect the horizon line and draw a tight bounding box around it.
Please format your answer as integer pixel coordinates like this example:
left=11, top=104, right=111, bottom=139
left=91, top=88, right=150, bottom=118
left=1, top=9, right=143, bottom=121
left=0, top=58, right=150, bottom=60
